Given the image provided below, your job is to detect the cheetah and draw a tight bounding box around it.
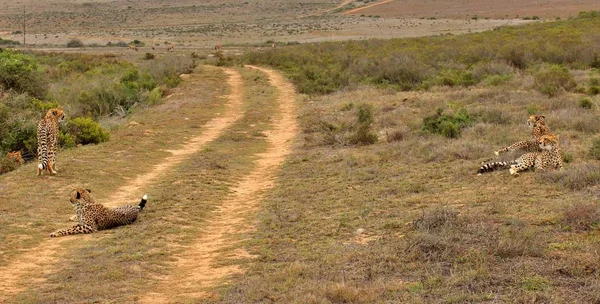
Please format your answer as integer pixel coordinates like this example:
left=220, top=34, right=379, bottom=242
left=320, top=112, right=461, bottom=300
left=494, top=115, right=550, bottom=156
left=50, top=188, right=148, bottom=237
left=37, top=108, right=65, bottom=176
left=478, top=133, right=562, bottom=176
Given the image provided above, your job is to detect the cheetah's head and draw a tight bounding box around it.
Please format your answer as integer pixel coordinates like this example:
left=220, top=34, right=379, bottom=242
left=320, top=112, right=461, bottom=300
left=539, top=133, right=559, bottom=151
left=527, top=115, right=545, bottom=127
left=45, top=108, right=66, bottom=123
left=70, top=188, right=94, bottom=206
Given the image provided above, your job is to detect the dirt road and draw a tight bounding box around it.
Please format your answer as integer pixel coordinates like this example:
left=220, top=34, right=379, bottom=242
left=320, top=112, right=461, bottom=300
left=0, top=67, right=246, bottom=302
left=141, top=65, right=298, bottom=302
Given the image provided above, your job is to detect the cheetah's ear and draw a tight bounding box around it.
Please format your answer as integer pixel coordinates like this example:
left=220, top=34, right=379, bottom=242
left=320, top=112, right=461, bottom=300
left=52, top=109, right=58, bottom=115
left=540, top=115, right=545, bottom=119
left=76, top=191, right=81, bottom=199
left=86, top=188, right=92, bottom=193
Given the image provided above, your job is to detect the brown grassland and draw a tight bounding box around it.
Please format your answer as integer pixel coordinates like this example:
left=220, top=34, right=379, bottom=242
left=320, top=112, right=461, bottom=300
left=1, top=1, right=600, bottom=303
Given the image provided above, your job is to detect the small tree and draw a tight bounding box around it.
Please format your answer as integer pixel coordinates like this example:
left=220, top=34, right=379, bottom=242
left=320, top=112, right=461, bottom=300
left=66, top=38, right=84, bottom=48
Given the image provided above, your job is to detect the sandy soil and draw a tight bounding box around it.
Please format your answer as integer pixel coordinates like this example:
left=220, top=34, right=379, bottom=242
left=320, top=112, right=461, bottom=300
left=140, top=66, right=298, bottom=303
left=347, top=0, right=599, bottom=19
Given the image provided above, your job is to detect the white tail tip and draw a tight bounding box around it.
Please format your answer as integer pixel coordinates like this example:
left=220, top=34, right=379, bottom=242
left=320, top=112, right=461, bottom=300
left=142, top=194, right=148, bottom=200
left=38, top=164, right=43, bottom=169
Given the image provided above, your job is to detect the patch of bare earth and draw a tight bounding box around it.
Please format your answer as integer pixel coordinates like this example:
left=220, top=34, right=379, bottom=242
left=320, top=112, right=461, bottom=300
left=141, top=66, right=298, bottom=303
left=0, top=68, right=244, bottom=302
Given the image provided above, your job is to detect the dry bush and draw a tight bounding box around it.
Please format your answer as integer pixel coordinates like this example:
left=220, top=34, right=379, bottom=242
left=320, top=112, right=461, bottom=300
left=549, top=108, right=600, bottom=133
left=385, top=128, right=406, bottom=142
left=534, top=64, right=576, bottom=97
left=495, top=222, right=545, bottom=258
left=472, top=60, right=515, bottom=81
left=563, top=202, right=600, bottom=231
left=413, top=207, right=459, bottom=232
left=0, top=151, right=23, bottom=174
left=540, top=162, right=600, bottom=190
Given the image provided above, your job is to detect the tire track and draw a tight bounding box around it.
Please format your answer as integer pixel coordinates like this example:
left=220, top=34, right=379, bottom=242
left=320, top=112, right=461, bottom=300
left=141, top=66, right=298, bottom=303
left=0, top=68, right=244, bottom=302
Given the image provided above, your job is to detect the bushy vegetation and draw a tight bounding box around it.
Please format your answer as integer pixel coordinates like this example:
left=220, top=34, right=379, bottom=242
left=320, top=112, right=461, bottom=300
left=534, top=64, right=576, bottom=97
left=0, top=37, right=20, bottom=45
left=422, top=107, right=474, bottom=138
left=0, top=49, right=195, bottom=172
left=65, top=117, right=110, bottom=145
left=66, top=38, right=85, bottom=48
left=0, top=50, right=48, bottom=98
left=242, top=14, right=600, bottom=94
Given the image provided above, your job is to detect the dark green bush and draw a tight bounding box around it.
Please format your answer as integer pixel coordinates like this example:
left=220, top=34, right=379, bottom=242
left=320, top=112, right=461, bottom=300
left=0, top=51, right=48, bottom=98
left=66, top=38, right=84, bottom=48
left=349, top=104, right=378, bottom=145
left=579, top=97, right=593, bottom=109
left=588, top=86, right=600, bottom=96
left=422, top=108, right=474, bottom=138
left=0, top=38, right=20, bottom=45
left=66, top=117, right=109, bottom=145
left=590, top=138, right=600, bottom=160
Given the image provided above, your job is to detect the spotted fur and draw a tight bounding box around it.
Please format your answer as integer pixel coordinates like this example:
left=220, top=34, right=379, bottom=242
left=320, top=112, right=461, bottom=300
left=37, top=108, right=65, bottom=176
left=479, top=134, right=562, bottom=175
left=6, top=151, right=24, bottom=166
left=494, top=115, right=550, bottom=156
left=50, top=188, right=148, bottom=237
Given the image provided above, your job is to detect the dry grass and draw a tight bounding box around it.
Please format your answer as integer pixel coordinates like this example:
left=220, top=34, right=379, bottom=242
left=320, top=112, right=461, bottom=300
left=210, top=76, right=600, bottom=302
left=1, top=65, right=280, bottom=303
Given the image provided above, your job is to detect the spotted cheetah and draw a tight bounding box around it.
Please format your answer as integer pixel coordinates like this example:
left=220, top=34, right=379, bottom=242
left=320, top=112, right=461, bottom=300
left=494, top=115, right=550, bottom=156
left=478, top=133, right=562, bottom=176
left=37, top=108, right=66, bottom=176
left=50, top=188, right=148, bottom=237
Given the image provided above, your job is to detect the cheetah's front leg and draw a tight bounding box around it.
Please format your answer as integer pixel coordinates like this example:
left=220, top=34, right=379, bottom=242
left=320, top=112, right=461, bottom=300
left=50, top=224, right=96, bottom=237
left=495, top=140, right=537, bottom=156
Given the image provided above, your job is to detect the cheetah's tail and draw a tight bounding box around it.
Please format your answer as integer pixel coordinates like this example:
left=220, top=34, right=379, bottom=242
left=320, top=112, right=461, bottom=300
left=138, top=194, right=148, bottom=211
left=477, top=161, right=515, bottom=175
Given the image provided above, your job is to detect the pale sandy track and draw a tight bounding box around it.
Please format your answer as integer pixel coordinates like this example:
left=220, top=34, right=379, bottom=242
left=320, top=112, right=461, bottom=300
left=104, top=68, right=243, bottom=208
left=141, top=66, right=298, bottom=303
left=0, top=68, right=244, bottom=302
left=344, top=0, right=394, bottom=15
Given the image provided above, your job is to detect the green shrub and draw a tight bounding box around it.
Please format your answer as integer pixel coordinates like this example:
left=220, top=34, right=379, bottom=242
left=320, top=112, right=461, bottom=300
left=422, top=108, right=474, bottom=138
left=483, top=74, right=513, bottom=86
left=129, top=39, right=145, bottom=47
left=579, top=97, right=593, bottom=109
left=0, top=51, right=48, bottom=98
left=534, top=64, right=576, bottom=97
left=58, top=131, right=76, bottom=148
left=349, top=104, right=378, bottom=145
left=526, top=104, right=541, bottom=115
left=588, top=86, right=600, bottom=95
left=66, top=117, right=109, bottom=145
left=0, top=38, right=20, bottom=45
left=429, top=70, right=476, bottom=87
left=590, top=138, right=600, bottom=159
left=148, top=87, right=162, bottom=105
left=66, top=38, right=84, bottom=48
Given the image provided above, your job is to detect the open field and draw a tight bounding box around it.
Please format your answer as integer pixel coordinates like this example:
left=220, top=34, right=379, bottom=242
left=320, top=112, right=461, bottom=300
left=347, top=0, right=600, bottom=19
left=0, top=0, right=537, bottom=48
left=2, top=1, right=600, bottom=303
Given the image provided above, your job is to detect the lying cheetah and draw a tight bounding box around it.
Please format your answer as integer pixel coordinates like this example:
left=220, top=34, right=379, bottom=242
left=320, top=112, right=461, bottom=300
left=479, top=133, right=562, bottom=176
left=50, top=188, right=148, bottom=237
left=494, top=115, right=550, bottom=156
